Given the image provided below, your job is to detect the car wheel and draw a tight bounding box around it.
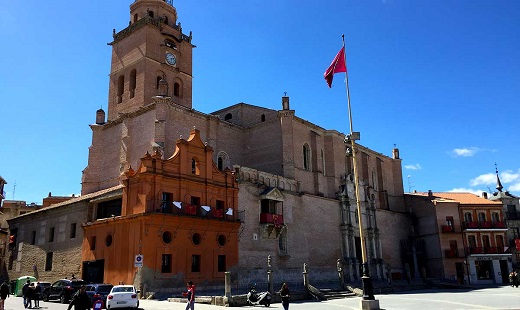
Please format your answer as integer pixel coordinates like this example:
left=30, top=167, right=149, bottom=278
left=60, top=295, right=67, bottom=304
left=42, top=293, right=49, bottom=302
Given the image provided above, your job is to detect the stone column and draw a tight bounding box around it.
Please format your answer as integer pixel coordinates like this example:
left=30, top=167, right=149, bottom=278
left=225, top=271, right=231, bottom=298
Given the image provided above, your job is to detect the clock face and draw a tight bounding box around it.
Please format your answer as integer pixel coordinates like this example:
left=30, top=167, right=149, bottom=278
left=165, top=53, right=176, bottom=65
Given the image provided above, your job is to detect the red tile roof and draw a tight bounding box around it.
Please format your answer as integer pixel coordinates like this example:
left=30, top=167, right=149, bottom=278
left=410, top=192, right=502, bottom=205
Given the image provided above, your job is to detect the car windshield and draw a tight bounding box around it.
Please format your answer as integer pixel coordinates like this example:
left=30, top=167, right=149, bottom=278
left=112, top=287, right=134, bottom=293
left=97, top=285, right=113, bottom=293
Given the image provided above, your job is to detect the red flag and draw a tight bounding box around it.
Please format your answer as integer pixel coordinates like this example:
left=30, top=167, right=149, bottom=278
left=324, top=47, right=347, bottom=88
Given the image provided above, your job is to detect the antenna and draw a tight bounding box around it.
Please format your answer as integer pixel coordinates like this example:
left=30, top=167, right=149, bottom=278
left=12, top=181, right=16, bottom=200
left=407, top=175, right=415, bottom=193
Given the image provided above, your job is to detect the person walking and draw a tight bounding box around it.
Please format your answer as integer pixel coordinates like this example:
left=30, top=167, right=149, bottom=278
left=67, top=286, right=91, bottom=310
left=278, top=282, right=290, bottom=310
left=182, top=281, right=195, bottom=310
left=0, top=281, right=10, bottom=310
left=22, top=280, right=31, bottom=309
left=33, top=283, right=41, bottom=308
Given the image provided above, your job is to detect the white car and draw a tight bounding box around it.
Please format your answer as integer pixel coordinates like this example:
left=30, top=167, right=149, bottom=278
left=106, top=285, right=139, bottom=309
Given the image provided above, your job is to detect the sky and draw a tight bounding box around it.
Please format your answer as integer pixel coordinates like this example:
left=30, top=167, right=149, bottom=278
left=0, top=0, right=519, bottom=204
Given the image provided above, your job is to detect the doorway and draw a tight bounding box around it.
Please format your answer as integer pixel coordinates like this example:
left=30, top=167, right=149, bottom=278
left=82, top=260, right=105, bottom=283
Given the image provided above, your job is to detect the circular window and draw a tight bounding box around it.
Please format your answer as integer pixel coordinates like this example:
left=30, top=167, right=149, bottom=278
left=105, top=234, right=113, bottom=247
left=217, top=234, right=227, bottom=247
left=192, top=233, right=201, bottom=245
left=162, top=231, right=173, bottom=244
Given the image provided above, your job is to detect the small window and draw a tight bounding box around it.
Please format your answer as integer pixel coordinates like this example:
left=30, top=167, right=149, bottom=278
left=192, top=233, right=201, bottom=245
left=224, top=113, right=232, bottom=121
left=130, top=69, right=136, bottom=98
left=161, top=254, right=172, bottom=273
left=161, top=192, right=173, bottom=213
left=156, top=76, right=162, bottom=89
left=261, top=114, right=266, bottom=122
left=446, top=216, right=454, bottom=227
left=162, top=231, right=173, bottom=244
left=464, top=212, right=473, bottom=222
left=49, top=227, right=55, bottom=243
left=492, top=212, right=500, bottom=222
left=191, top=158, right=199, bottom=174
left=70, top=223, right=77, bottom=239
left=218, top=157, right=223, bottom=171
left=30, top=231, right=36, bottom=245
left=217, top=234, right=226, bottom=247
left=90, top=236, right=96, bottom=250
left=191, top=255, right=201, bottom=272
left=303, top=143, right=311, bottom=171
left=133, top=14, right=138, bottom=23
left=148, top=10, right=154, bottom=18
left=45, top=252, right=53, bottom=271
left=278, top=228, right=288, bottom=254
left=105, top=234, right=113, bottom=247
left=218, top=255, right=226, bottom=272
left=174, top=83, right=180, bottom=97
left=117, top=75, right=124, bottom=103
left=478, top=212, right=486, bottom=222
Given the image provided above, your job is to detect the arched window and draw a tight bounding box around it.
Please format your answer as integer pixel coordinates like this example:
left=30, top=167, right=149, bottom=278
left=174, top=82, right=180, bottom=97
left=133, top=14, right=138, bottom=23
left=217, top=152, right=229, bottom=171
left=224, top=113, right=232, bottom=121
left=117, top=75, right=124, bottom=103
left=148, top=10, right=154, bottom=18
left=261, top=114, right=266, bottom=122
left=156, top=76, right=162, bottom=89
left=163, top=16, right=169, bottom=25
left=129, top=69, right=136, bottom=98
left=303, top=143, right=311, bottom=171
left=191, top=158, right=199, bottom=175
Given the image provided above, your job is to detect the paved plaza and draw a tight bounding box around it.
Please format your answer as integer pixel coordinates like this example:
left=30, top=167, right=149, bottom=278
left=4, top=285, right=520, bottom=310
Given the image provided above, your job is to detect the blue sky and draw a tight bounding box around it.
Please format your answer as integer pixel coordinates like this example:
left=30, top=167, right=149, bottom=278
left=1, top=0, right=519, bottom=204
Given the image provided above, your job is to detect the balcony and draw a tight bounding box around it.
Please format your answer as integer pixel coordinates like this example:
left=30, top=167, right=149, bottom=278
left=441, top=225, right=458, bottom=233
left=466, top=247, right=506, bottom=255
left=444, top=249, right=459, bottom=258
left=462, top=221, right=506, bottom=230
left=260, top=213, right=284, bottom=226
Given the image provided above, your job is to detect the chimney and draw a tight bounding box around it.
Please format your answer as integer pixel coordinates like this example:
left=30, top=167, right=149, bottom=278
left=282, top=95, right=290, bottom=110
left=482, top=192, right=488, bottom=199
left=96, top=108, right=106, bottom=125
left=428, top=190, right=433, bottom=198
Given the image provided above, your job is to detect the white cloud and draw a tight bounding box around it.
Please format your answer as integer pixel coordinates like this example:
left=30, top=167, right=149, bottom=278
left=470, top=173, right=495, bottom=186
left=509, top=183, right=520, bottom=192
left=404, top=164, right=422, bottom=170
left=451, top=147, right=479, bottom=157
left=501, top=170, right=520, bottom=183
left=448, top=188, right=485, bottom=196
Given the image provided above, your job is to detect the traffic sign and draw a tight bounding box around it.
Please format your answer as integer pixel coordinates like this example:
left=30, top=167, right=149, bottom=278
left=135, top=254, right=143, bottom=267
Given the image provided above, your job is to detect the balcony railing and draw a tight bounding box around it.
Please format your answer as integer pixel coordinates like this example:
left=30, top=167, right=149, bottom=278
left=462, top=221, right=506, bottom=229
left=466, top=247, right=506, bottom=255
left=260, top=213, right=284, bottom=226
left=444, top=249, right=459, bottom=258
left=441, top=225, right=459, bottom=233
left=149, top=199, right=237, bottom=221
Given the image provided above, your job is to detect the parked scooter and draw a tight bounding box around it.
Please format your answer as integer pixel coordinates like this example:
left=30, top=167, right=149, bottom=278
left=246, top=285, right=271, bottom=307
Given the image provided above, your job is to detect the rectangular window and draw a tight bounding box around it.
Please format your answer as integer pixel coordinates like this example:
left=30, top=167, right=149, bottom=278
left=161, top=192, right=173, bottom=213
left=464, top=212, right=473, bottom=222
left=191, top=255, right=201, bottom=272
left=261, top=199, right=277, bottom=214
left=70, top=223, right=77, bottom=239
left=161, top=254, right=172, bottom=273
left=191, top=197, right=201, bottom=206
left=45, top=252, right=53, bottom=271
left=478, top=212, right=486, bottom=222
left=90, top=236, right=96, bottom=250
left=218, top=255, right=226, bottom=272
left=49, top=227, right=55, bottom=242
left=446, top=216, right=454, bottom=227
left=31, top=231, right=36, bottom=245
left=216, top=200, right=225, bottom=210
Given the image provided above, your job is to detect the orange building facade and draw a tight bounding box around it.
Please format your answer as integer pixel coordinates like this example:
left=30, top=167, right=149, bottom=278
left=81, top=128, right=240, bottom=292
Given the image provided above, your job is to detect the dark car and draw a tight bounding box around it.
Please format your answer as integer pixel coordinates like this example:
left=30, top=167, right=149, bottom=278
left=85, top=284, right=113, bottom=307
left=29, top=282, right=51, bottom=300
left=42, top=279, right=86, bottom=303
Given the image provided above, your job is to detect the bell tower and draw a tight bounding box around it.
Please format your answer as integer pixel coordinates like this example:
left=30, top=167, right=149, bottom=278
left=107, top=0, right=194, bottom=121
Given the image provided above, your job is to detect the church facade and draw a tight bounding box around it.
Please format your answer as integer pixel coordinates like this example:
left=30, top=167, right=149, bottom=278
left=7, top=0, right=412, bottom=293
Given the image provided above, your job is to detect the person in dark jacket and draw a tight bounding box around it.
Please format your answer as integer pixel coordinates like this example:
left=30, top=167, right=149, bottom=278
left=0, top=282, right=9, bottom=310
left=22, top=280, right=31, bottom=309
left=67, top=286, right=91, bottom=310
left=278, top=282, right=290, bottom=310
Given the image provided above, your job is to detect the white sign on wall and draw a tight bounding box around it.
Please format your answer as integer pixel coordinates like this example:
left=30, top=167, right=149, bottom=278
left=135, top=254, right=143, bottom=267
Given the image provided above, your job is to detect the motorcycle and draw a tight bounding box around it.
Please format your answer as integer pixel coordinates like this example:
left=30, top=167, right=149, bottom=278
left=246, top=285, right=271, bottom=307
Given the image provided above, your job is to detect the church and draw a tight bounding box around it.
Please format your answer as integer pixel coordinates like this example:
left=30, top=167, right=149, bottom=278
left=7, top=0, right=411, bottom=294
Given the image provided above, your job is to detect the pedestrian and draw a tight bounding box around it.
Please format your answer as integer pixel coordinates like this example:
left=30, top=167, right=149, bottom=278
left=34, top=283, right=41, bottom=308
left=67, top=286, right=91, bottom=310
left=182, top=281, right=195, bottom=310
left=278, top=282, right=290, bottom=310
left=22, top=280, right=31, bottom=309
left=515, top=271, right=520, bottom=288
left=0, top=281, right=10, bottom=310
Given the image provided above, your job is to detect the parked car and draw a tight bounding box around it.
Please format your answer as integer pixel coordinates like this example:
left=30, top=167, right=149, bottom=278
left=42, top=279, right=86, bottom=303
left=106, top=285, right=139, bottom=309
left=85, top=284, right=113, bottom=307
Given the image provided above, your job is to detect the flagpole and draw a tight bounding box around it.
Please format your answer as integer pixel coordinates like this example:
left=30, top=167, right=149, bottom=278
left=341, top=34, right=376, bottom=303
